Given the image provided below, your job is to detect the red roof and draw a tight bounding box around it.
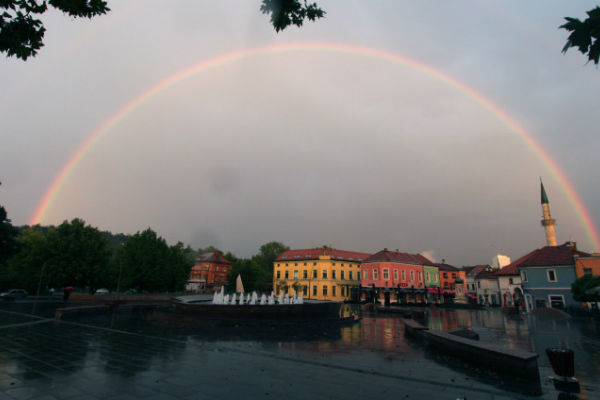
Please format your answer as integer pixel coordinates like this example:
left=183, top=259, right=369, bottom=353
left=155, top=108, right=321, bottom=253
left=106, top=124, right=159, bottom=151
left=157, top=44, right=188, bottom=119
left=497, top=242, right=590, bottom=274
left=364, top=248, right=433, bottom=265
left=276, top=248, right=371, bottom=262
left=433, top=262, right=460, bottom=271
left=463, top=265, right=489, bottom=277
left=196, top=251, right=232, bottom=265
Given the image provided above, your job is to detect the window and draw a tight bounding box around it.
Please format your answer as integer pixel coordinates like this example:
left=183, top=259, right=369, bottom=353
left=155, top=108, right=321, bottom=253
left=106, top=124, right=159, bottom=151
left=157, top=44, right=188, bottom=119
left=303, top=286, right=307, bottom=295
left=322, top=270, right=328, bottom=279
left=373, top=269, right=378, bottom=280
left=304, top=262, right=307, bottom=266
left=402, top=270, right=406, bottom=281
left=277, top=263, right=280, bottom=267
left=313, top=262, right=317, bottom=266
left=443, top=273, right=448, bottom=278
left=477, top=281, right=481, bottom=288
left=521, top=270, right=528, bottom=282
left=547, top=269, right=557, bottom=282
left=383, top=269, right=389, bottom=280
left=508, top=277, right=513, bottom=285
left=332, top=285, right=336, bottom=296
left=418, top=271, right=422, bottom=281
left=332, top=262, right=336, bottom=266
left=285, top=271, right=289, bottom=279
left=410, top=271, right=415, bottom=281
left=452, top=273, right=456, bottom=278
left=549, top=295, right=565, bottom=309
left=313, top=285, right=317, bottom=296
left=357, top=271, right=360, bottom=280
left=394, top=270, right=398, bottom=280
left=276, top=271, right=281, bottom=279
left=294, top=263, right=298, bottom=266
left=341, top=270, right=345, bottom=280
left=584, top=268, right=593, bottom=276
left=362, top=270, right=367, bottom=280
left=285, top=263, right=288, bottom=266
left=294, top=270, right=298, bottom=279
left=303, top=270, right=308, bottom=279
left=332, top=270, right=337, bottom=279
left=349, top=271, right=354, bottom=280
left=341, top=286, right=345, bottom=296
left=323, top=285, right=328, bottom=296
left=313, top=270, right=317, bottom=278
left=426, top=271, right=430, bottom=281
left=341, top=263, right=344, bottom=266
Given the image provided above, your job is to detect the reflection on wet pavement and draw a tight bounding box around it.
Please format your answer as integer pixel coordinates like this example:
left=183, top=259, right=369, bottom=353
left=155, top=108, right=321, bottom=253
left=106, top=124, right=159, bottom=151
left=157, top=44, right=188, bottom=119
left=0, top=302, right=598, bottom=399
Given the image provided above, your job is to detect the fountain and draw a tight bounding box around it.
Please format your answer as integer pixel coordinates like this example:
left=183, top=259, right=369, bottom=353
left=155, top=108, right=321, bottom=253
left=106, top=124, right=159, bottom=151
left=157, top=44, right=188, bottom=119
left=172, top=287, right=338, bottom=320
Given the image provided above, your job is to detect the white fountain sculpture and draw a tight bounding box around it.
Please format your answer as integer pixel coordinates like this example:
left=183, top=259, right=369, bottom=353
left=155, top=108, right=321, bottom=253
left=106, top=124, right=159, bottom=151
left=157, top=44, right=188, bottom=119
left=277, top=293, right=283, bottom=304
left=297, top=295, right=304, bottom=304
left=223, top=294, right=230, bottom=305
left=239, top=293, right=244, bottom=305
left=231, top=293, right=237, bottom=305
left=251, top=292, right=258, bottom=305
left=260, top=294, right=267, bottom=305
left=268, top=292, right=275, bottom=305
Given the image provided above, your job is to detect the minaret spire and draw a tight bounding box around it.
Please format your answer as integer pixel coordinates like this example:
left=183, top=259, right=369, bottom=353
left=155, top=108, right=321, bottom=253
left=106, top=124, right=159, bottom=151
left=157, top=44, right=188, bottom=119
left=540, top=178, right=557, bottom=246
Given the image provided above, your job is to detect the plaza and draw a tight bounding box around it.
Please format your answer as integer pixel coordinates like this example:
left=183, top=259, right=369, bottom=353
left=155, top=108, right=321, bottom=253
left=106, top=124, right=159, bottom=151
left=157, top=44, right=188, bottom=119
left=0, top=300, right=599, bottom=399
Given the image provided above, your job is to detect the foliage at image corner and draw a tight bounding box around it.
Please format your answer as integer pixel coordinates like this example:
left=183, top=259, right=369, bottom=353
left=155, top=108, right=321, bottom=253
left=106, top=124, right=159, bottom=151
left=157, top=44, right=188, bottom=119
left=0, top=0, right=110, bottom=60
left=561, top=6, right=600, bottom=65
left=0, top=0, right=325, bottom=61
left=571, top=274, right=600, bottom=302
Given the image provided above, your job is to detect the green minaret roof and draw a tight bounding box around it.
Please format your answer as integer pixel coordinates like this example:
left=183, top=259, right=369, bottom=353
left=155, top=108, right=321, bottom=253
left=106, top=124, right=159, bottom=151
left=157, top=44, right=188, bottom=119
left=541, top=180, right=549, bottom=204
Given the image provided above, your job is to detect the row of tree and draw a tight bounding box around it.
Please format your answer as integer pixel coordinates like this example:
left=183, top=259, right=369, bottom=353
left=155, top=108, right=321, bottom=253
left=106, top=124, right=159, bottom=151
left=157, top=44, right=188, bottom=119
left=0, top=205, right=289, bottom=295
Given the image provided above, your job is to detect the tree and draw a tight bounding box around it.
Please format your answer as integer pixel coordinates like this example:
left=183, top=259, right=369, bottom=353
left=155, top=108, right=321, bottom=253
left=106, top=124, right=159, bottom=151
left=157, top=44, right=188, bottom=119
left=260, top=0, right=325, bottom=32
left=2, top=0, right=325, bottom=60
left=2, top=226, right=46, bottom=291
left=1, top=0, right=110, bottom=60
left=44, top=218, right=110, bottom=290
left=561, top=6, right=600, bottom=65
left=251, top=241, right=289, bottom=284
left=116, top=228, right=191, bottom=293
left=571, top=274, right=600, bottom=303
left=0, top=206, right=19, bottom=266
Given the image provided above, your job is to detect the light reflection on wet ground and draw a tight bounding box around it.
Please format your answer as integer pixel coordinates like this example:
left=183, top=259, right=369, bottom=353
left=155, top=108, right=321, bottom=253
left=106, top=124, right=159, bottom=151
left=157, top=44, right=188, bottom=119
left=0, top=301, right=598, bottom=399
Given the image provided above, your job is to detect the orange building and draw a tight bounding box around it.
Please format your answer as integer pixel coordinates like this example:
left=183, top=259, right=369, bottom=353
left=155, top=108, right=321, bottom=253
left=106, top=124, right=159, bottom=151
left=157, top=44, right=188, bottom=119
left=435, top=262, right=467, bottom=302
left=574, top=254, right=600, bottom=278
left=186, top=251, right=232, bottom=292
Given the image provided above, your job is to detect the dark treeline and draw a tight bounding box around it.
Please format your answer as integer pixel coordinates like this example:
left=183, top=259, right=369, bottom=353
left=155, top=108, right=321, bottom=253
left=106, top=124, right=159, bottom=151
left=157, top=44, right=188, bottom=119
left=0, top=205, right=288, bottom=294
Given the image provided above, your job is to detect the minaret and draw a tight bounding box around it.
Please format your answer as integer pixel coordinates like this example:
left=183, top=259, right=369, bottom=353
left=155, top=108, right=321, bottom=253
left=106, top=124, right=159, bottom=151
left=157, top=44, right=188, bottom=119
left=540, top=179, right=557, bottom=246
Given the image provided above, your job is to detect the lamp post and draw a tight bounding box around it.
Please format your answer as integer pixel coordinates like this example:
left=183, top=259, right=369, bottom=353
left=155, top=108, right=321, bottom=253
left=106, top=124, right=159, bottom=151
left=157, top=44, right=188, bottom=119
left=32, top=262, right=46, bottom=315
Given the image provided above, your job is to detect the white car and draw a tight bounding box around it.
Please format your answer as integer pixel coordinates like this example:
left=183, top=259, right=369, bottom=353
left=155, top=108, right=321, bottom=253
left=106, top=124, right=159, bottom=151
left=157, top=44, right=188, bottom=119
left=94, top=288, right=109, bottom=295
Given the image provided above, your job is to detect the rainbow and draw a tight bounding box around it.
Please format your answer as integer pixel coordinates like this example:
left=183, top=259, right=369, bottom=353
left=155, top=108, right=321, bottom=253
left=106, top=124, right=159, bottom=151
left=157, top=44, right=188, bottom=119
left=29, top=42, right=600, bottom=250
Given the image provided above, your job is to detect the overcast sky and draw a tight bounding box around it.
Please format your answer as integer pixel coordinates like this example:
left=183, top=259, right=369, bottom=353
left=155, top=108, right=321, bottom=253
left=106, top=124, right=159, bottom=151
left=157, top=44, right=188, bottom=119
left=1, top=1, right=599, bottom=266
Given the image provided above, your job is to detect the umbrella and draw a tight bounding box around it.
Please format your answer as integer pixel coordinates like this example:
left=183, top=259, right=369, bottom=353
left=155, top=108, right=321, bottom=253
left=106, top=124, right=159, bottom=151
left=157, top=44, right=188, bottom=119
left=64, top=286, right=74, bottom=291
left=236, top=274, right=244, bottom=294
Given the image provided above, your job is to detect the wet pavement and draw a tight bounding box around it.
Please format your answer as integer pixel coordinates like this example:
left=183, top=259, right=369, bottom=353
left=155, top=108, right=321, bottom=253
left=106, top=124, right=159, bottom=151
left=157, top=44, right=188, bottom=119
left=0, top=301, right=598, bottom=399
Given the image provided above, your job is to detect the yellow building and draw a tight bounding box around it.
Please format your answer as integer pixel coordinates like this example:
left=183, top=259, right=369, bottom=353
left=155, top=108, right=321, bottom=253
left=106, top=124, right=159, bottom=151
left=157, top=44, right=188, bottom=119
left=273, top=248, right=371, bottom=301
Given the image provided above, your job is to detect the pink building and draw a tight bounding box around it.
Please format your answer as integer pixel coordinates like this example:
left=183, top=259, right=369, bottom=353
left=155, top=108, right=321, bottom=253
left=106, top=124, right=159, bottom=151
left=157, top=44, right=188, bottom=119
left=361, top=248, right=431, bottom=304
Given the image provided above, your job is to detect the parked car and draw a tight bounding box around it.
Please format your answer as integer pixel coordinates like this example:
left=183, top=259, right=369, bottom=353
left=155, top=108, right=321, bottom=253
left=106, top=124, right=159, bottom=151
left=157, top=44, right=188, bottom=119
left=0, top=289, right=28, bottom=299
left=94, top=288, right=109, bottom=295
left=124, top=289, right=138, bottom=295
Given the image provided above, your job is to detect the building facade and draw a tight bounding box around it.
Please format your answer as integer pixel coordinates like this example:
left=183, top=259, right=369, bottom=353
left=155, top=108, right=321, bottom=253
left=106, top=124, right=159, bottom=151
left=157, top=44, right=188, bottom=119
left=518, top=242, right=589, bottom=312
left=436, top=262, right=467, bottom=302
left=474, top=268, right=501, bottom=306
left=186, top=251, right=232, bottom=292
left=495, top=260, right=523, bottom=309
left=273, top=248, right=370, bottom=301
left=361, top=249, right=433, bottom=304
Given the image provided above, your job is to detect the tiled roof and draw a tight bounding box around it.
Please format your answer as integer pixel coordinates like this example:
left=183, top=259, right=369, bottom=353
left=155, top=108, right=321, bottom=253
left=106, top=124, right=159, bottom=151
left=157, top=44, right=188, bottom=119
left=519, top=242, right=589, bottom=267
left=498, top=242, right=590, bottom=274
left=433, top=262, right=459, bottom=271
left=276, top=248, right=371, bottom=262
left=196, top=251, right=232, bottom=265
left=477, top=270, right=499, bottom=279
left=463, top=265, right=488, bottom=277
left=363, top=249, right=434, bottom=265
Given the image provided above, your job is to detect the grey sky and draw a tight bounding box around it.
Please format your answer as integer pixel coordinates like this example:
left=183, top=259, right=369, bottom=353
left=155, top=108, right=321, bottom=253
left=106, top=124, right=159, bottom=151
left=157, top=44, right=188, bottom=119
left=1, top=1, right=599, bottom=266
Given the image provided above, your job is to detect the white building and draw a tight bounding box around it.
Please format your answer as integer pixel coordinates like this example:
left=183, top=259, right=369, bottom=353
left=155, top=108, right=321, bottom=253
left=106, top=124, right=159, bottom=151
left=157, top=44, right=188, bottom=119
left=492, top=254, right=511, bottom=269
left=495, top=262, right=523, bottom=308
